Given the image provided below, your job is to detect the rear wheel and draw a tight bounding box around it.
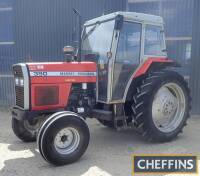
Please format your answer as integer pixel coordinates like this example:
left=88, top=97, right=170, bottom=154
left=131, top=70, right=191, bottom=142
left=37, top=112, right=90, bottom=165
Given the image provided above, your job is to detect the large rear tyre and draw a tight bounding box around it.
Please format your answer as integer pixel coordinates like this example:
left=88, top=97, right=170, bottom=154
left=37, top=111, right=90, bottom=166
left=132, top=70, right=191, bottom=142
left=12, top=117, right=43, bottom=142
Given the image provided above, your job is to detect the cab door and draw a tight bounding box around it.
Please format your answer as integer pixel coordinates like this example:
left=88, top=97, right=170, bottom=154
left=111, top=22, right=142, bottom=101
left=95, top=20, right=115, bottom=102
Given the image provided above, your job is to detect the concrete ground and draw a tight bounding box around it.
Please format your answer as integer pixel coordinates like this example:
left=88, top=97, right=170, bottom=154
left=0, top=109, right=199, bottom=176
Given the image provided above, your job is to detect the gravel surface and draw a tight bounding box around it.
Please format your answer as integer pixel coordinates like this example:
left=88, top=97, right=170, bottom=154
left=0, top=109, right=199, bottom=176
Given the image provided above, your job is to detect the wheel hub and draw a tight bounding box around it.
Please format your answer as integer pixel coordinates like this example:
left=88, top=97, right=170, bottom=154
left=54, top=127, right=80, bottom=154
left=162, top=99, right=177, bottom=117
left=61, top=135, right=68, bottom=142
left=152, top=83, right=186, bottom=132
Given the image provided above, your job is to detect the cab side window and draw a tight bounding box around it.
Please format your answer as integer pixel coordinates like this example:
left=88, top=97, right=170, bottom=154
left=144, top=25, right=165, bottom=56
left=116, top=22, right=141, bottom=64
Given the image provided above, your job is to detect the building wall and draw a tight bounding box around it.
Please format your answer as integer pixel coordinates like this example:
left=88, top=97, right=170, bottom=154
left=0, top=0, right=15, bottom=105
left=0, top=0, right=126, bottom=106
left=190, top=0, right=200, bottom=114
left=14, top=0, right=127, bottom=61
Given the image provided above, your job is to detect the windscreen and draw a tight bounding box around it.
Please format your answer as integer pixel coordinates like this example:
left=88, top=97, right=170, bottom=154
left=82, top=20, right=115, bottom=101
left=82, top=20, right=115, bottom=62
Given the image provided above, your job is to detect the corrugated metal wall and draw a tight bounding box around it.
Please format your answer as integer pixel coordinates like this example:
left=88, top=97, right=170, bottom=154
left=0, top=0, right=126, bottom=106
left=14, top=0, right=126, bottom=62
left=190, top=0, right=200, bottom=114
left=0, top=0, right=15, bottom=106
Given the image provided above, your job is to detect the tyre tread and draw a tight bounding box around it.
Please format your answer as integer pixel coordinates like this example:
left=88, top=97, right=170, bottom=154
left=131, top=70, right=191, bottom=142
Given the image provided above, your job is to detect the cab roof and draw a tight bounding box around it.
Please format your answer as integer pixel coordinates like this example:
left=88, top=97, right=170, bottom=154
left=84, top=11, right=164, bottom=26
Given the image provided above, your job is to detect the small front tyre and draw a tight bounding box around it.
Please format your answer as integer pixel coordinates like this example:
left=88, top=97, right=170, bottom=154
left=37, top=112, right=90, bottom=166
left=12, top=117, right=42, bottom=142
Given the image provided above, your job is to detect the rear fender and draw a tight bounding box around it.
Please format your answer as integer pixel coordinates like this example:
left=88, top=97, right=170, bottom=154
left=125, top=57, right=180, bottom=101
left=133, top=57, right=180, bottom=78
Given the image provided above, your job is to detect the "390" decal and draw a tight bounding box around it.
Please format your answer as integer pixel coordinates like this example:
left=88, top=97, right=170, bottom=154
left=30, top=71, right=96, bottom=77
left=30, top=71, right=48, bottom=77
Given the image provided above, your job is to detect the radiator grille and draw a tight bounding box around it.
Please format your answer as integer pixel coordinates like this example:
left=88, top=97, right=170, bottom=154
left=13, top=65, right=24, bottom=108
left=15, top=86, right=24, bottom=108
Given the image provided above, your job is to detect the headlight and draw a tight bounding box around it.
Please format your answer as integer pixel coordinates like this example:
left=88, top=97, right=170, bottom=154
left=20, top=79, right=24, bottom=86
left=15, top=78, right=24, bottom=86
left=15, top=78, right=19, bottom=86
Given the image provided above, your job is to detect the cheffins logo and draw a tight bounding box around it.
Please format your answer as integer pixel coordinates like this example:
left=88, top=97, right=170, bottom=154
left=132, top=155, right=198, bottom=175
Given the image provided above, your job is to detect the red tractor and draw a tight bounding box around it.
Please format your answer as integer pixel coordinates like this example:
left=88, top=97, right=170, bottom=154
left=12, top=12, right=191, bottom=165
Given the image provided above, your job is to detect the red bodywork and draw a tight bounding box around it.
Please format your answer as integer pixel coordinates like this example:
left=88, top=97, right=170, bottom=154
left=133, top=57, right=174, bottom=78
left=27, top=62, right=96, bottom=110
left=27, top=57, right=175, bottom=111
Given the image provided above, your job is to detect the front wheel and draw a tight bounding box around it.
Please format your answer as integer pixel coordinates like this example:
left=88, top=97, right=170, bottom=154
left=12, top=117, right=43, bottom=142
left=37, top=111, right=90, bottom=165
left=132, top=70, right=191, bottom=142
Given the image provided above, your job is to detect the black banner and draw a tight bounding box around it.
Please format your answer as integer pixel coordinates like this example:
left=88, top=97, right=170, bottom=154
left=133, top=155, right=198, bottom=175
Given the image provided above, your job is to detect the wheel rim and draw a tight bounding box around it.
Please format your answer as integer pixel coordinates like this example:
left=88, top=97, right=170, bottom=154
left=152, top=83, right=186, bottom=133
left=54, top=127, right=80, bottom=155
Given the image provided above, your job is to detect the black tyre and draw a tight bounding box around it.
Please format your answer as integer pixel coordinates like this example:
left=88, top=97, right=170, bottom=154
left=12, top=117, right=42, bottom=142
left=37, top=111, right=90, bottom=165
left=37, top=111, right=69, bottom=160
left=132, top=70, right=191, bottom=142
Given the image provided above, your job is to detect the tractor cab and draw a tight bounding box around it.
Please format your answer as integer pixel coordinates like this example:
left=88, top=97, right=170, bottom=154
left=81, top=12, right=167, bottom=104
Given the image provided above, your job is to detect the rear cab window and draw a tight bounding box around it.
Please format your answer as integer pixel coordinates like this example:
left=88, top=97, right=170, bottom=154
left=144, top=24, right=166, bottom=56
